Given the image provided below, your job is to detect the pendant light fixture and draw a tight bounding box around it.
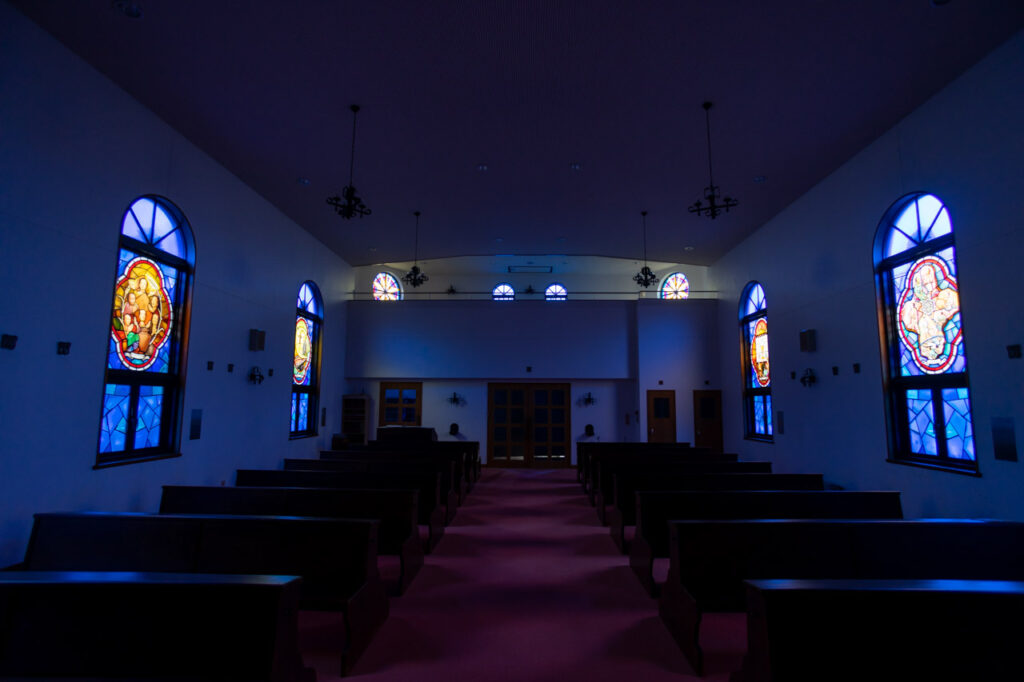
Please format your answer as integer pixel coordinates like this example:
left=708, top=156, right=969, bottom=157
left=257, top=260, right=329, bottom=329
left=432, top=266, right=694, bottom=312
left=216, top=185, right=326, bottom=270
left=402, top=211, right=429, bottom=288
left=633, top=210, right=659, bottom=288
left=326, top=104, right=372, bottom=219
left=689, top=101, right=738, bottom=219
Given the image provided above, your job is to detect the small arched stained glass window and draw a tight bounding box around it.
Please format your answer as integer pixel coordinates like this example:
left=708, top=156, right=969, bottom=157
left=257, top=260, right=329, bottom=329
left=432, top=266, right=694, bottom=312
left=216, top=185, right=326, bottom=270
left=297, top=281, right=321, bottom=317
left=493, top=283, right=515, bottom=301
left=545, top=283, right=567, bottom=301
left=372, top=272, right=402, bottom=301
left=660, top=272, right=690, bottom=300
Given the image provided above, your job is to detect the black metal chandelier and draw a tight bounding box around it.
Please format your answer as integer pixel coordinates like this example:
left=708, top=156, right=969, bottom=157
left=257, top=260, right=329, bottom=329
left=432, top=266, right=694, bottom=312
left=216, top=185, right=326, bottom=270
left=689, top=101, right=738, bottom=220
left=402, top=211, right=429, bottom=288
left=326, top=104, right=372, bottom=219
left=633, top=210, right=659, bottom=288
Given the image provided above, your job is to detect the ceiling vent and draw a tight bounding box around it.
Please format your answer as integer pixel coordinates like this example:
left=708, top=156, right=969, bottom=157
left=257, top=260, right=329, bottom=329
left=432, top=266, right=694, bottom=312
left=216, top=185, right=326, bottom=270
left=507, top=265, right=553, bottom=273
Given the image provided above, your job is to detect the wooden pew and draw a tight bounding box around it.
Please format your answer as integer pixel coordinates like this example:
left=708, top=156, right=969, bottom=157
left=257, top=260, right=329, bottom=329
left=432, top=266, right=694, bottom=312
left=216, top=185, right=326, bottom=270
left=733, top=578, right=1024, bottom=682
left=606, top=472, right=823, bottom=552
left=322, top=448, right=466, bottom=508
left=659, top=518, right=1024, bottom=674
left=630, top=490, right=903, bottom=596
left=0, top=571, right=314, bottom=682
left=22, top=510, right=390, bottom=675
left=238, top=467, right=449, bottom=550
left=586, top=448, right=735, bottom=506
left=577, top=441, right=695, bottom=494
left=161, top=485, right=424, bottom=595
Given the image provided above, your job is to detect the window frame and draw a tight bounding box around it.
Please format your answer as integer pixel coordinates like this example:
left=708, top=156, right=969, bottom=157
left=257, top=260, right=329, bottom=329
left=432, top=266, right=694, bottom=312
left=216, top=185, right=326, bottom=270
left=873, top=193, right=977, bottom=475
left=290, top=281, right=323, bottom=439
left=96, top=196, right=194, bottom=468
left=739, top=281, right=772, bottom=442
left=660, top=272, right=690, bottom=300
left=379, top=381, right=423, bottom=427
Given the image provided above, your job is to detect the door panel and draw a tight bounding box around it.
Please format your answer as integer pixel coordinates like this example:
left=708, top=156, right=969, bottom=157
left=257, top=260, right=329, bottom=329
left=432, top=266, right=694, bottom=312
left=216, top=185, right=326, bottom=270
left=646, top=390, right=676, bottom=443
left=488, top=383, right=571, bottom=467
left=693, top=389, right=724, bottom=452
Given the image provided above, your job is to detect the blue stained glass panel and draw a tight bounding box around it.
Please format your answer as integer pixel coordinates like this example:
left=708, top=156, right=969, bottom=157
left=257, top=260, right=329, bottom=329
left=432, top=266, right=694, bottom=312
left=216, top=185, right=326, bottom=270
left=291, top=393, right=298, bottom=431
left=135, top=385, right=164, bottom=449
left=942, top=388, right=976, bottom=461
left=906, top=389, right=937, bottom=456
left=753, top=396, right=766, bottom=435
left=766, top=395, right=773, bottom=435
left=298, top=394, right=309, bottom=432
left=99, top=384, right=132, bottom=453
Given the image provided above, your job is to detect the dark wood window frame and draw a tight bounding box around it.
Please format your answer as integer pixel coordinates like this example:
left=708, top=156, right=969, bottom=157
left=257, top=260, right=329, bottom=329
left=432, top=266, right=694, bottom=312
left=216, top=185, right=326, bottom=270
left=379, top=381, right=423, bottom=427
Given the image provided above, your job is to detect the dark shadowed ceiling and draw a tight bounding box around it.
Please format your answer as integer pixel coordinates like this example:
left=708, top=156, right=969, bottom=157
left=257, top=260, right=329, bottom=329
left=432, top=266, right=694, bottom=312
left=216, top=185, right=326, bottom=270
left=12, top=0, right=1024, bottom=266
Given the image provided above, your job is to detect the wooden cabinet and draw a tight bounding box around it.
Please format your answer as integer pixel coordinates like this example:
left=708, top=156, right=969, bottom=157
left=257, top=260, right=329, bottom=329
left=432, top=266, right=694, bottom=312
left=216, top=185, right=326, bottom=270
left=340, top=394, right=370, bottom=445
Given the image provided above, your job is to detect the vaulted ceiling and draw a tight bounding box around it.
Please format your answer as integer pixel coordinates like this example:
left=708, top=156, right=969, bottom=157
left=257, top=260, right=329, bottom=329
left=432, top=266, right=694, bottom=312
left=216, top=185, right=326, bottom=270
left=13, top=1, right=1024, bottom=266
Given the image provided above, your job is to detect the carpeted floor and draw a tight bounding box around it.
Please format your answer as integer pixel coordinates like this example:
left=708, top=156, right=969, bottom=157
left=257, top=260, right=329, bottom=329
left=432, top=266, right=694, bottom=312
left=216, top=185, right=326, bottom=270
left=312, top=468, right=744, bottom=681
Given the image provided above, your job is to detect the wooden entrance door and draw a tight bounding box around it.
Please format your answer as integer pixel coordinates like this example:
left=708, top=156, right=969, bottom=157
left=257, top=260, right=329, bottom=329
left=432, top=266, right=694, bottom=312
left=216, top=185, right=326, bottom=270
left=488, top=383, right=571, bottom=467
left=646, top=390, right=676, bottom=443
left=693, top=389, right=723, bottom=452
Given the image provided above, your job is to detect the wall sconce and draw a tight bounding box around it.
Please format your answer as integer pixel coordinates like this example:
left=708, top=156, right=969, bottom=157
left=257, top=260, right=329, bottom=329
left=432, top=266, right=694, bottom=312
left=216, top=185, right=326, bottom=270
left=248, top=366, right=265, bottom=385
left=799, top=368, right=817, bottom=387
left=447, top=392, right=466, bottom=406
left=576, top=392, right=596, bottom=407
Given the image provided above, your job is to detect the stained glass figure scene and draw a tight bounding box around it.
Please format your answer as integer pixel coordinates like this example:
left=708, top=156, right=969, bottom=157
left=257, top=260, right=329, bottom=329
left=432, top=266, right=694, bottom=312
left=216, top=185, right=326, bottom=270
left=743, top=282, right=766, bottom=317
left=493, top=283, right=515, bottom=301
left=293, top=316, right=313, bottom=385
left=297, top=282, right=321, bottom=316
left=545, top=283, right=567, bottom=301
left=894, top=249, right=964, bottom=376
left=749, top=317, right=770, bottom=387
left=885, top=194, right=952, bottom=259
left=372, top=272, right=402, bottom=301
left=109, top=251, right=175, bottom=372
left=122, top=197, right=187, bottom=258
left=99, top=384, right=132, bottom=453
left=660, top=272, right=690, bottom=300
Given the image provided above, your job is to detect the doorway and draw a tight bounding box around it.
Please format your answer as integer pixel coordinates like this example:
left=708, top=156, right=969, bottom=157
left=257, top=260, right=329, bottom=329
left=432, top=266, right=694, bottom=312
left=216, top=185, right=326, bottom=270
left=693, top=389, right=723, bottom=452
left=646, top=390, right=676, bottom=442
left=487, top=383, right=571, bottom=467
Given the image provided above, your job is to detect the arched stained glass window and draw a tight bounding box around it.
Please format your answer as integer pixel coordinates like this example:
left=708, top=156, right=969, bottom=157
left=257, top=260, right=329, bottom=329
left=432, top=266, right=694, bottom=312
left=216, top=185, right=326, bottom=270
left=740, top=282, right=772, bottom=440
left=291, top=281, right=323, bottom=437
left=372, top=272, right=402, bottom=301
left=874, top=193, right=975, bottom=470
left=660, top=272, right=690, bottom=300
left=98, top=196, right=194, bottom=465
left=545, top=283, right=567, bottom=301
left=493, top=283, right=515, bottom=301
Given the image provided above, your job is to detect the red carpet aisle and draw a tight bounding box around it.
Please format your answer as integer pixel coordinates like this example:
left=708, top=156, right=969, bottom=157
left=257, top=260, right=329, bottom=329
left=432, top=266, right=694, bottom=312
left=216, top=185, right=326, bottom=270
left=327, top=468, right=744, bottom=681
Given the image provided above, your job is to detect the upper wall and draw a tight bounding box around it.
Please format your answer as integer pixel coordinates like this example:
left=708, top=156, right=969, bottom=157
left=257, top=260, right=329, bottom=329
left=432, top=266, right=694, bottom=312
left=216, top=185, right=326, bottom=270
left=0, top=2, right=354, bottom=565
left=710, top=31, right=1024, bottom=518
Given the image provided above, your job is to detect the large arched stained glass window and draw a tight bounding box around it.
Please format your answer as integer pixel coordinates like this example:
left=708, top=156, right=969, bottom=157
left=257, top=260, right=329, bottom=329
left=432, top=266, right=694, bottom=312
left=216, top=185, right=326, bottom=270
left=98, top=196, right=194, bottom=466
left=740, top=282, right=772, bottom=440
left=372, top=272, right=402, bottom=301
left=660, top=272, right=690, bottom=300
left=874, top=193, right=975, bottom=471
left=545, top=283, right=567, bottom=301
left=493, top=283, right=515, bottom=301
left=291, top=281, right=323, bottom=438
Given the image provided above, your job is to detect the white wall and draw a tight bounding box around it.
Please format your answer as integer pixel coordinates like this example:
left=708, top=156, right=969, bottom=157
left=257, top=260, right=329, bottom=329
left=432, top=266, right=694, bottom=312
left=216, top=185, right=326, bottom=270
left=711, top=31, right=1024, bottom=518
left=0, top=3, right=354, bottom=565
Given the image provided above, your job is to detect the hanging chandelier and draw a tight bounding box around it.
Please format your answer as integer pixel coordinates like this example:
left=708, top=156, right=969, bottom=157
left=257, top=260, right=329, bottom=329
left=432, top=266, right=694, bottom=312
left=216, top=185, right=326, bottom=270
left=402, top=211, right=429, bottom=288
left=633, top=210, right=659, bottom=288
left=326, top=104, right=372, bottom=219
left=689, top=101, right=738, bottom=220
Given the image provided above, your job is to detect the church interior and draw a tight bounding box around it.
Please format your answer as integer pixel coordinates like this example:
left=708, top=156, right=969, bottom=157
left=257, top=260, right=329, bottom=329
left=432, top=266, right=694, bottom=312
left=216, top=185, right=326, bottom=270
left=2, top=0, right=1024, bottom=679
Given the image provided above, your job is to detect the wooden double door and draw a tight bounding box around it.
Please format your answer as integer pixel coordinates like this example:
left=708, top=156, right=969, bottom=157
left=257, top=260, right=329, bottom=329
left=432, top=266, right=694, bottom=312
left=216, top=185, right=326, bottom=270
left=487, top=383, right=571, bottom=467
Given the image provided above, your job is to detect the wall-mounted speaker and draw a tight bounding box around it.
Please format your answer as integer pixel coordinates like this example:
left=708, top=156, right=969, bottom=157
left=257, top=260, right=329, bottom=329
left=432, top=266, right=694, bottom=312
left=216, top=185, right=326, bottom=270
left=799, top=329, right=817, bottom=352
left=249, top=329, right=266, bottom=351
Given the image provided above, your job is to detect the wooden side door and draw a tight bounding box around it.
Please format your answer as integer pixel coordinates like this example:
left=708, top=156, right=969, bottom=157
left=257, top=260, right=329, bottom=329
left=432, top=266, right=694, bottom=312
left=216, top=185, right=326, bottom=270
left=646, top=390, right=676, bottom=443
left=488, top=383, right=571, bottom=467
left=693, top=389, right=723, bottom=452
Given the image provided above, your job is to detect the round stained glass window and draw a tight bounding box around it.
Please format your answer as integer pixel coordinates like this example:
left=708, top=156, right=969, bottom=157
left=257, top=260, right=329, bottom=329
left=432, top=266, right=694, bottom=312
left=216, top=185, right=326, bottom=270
left=660, top=272, right=690, bottom=300
left=372, top=272, right=402, bottom=301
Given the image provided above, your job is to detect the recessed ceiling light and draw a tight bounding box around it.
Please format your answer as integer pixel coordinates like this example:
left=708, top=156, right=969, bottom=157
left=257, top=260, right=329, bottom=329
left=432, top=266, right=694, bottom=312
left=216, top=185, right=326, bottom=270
left=297, top=177, right=311, bottom=186
left=477, top=164, right=489, bottom=172
left=684, top=246, right=695, bottom=252
left=753, top=175, right=767, bottom=183
left=112, top=1, right=143, bottom=18
left=569, top=162, right=581, bottom=171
